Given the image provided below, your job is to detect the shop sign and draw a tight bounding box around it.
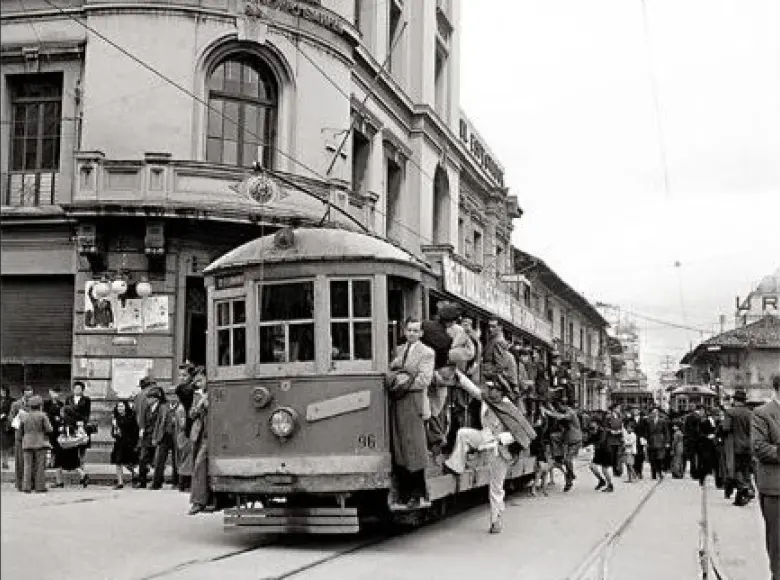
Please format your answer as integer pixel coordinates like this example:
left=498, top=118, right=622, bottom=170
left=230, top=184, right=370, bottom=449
left=442, top=255, right=511, bottom=320
left=245, top=0, right=344, bottom=34
left=442, top=256, right=554, bottom=342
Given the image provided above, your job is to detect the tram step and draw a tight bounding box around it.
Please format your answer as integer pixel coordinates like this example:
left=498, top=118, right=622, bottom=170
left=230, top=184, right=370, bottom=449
left=224, top=507, right=359, bottom=533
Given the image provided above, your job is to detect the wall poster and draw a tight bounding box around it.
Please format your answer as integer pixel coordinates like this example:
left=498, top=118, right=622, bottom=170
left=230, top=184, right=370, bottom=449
left=84, top=281, right=116, bottom=330
left=83, top=282, right=169, bottom=333
left=111, top=358, right=153, bottom=399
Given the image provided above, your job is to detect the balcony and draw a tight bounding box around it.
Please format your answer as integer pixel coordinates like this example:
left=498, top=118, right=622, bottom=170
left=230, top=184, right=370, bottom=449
left=68, top=151, right=363, bottom=229
left=2, top=171, right=57, bottom=207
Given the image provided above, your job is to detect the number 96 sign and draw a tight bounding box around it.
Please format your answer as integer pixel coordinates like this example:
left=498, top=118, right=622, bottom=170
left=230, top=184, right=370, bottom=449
left=357, top=434, right=377, bottom=449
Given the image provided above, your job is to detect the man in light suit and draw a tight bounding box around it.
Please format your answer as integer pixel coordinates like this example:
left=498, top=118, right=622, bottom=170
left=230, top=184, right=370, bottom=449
left=387, top=317, right=435, bottom=509
left=752, top=375, right=780, bottom=580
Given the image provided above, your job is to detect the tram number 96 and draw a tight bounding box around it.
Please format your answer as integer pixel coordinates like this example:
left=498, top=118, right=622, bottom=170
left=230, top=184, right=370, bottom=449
left=357, top=434, right=377, bottom=449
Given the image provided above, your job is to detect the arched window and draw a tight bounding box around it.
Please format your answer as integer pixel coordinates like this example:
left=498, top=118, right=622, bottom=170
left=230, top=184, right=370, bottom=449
left=206, top=56, right=277, bottom=168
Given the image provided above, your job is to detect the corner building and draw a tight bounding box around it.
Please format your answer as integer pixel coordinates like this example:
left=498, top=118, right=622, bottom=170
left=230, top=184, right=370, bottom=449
left=1, top=0, right=551, bottom=426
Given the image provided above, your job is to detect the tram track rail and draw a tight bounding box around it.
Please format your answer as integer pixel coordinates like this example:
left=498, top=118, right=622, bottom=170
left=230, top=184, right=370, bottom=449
left=566, top=478, right=664, bottom=580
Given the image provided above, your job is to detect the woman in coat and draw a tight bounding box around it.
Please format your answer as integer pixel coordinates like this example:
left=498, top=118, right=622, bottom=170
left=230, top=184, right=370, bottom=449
left=110, top=401, right=139, bottom=489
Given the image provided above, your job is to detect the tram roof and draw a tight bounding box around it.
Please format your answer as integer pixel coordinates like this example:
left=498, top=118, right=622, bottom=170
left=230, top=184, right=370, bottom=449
left=204, top=227, right=430, bottom=274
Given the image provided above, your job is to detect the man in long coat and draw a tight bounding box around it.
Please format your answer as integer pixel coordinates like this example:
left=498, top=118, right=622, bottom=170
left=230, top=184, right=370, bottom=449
left=722, top=389, right=754, bottom=506
left=752, top=375, right=780, bottom=580
left=387, top=317, right=435, bottom=509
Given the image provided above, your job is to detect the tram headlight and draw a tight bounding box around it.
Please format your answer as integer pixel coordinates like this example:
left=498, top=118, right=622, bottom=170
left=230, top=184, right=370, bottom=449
left=269, top=407, right=298, bottom=439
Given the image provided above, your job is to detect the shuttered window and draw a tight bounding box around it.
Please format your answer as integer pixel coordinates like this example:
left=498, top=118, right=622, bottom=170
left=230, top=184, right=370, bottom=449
left=0, top=276, right=74, bottom=362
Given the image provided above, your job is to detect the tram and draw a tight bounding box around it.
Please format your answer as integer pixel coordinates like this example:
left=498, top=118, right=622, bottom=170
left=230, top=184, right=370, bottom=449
left=202, top=226, right=536, bottom=534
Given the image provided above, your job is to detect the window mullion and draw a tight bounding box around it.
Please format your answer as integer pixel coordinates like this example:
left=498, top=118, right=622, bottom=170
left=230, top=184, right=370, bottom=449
left=284, top=324, right=290, bottom=363
left=36, top=103, right=45, bottom=170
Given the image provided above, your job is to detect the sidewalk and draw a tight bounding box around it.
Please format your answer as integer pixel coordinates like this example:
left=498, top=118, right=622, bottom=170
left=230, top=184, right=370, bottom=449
left=707, top=486, right=770, bottom=580
left=1, top=460, right=175, bottom=487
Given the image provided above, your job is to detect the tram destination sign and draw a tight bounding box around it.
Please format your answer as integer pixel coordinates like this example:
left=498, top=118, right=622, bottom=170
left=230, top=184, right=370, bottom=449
left=215, top=273, right=244, bottom=290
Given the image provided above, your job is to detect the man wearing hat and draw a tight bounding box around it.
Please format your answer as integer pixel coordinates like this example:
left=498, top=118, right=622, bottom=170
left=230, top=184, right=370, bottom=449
left=722, top=389, right=754, bottom=506
left=134, top=379, right=162, bottom=488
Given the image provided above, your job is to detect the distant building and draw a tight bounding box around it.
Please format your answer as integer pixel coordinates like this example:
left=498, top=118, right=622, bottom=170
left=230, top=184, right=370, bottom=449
left=735, top=268, right=779, bottom=327
left=511, top=249, right=612, bottom=410
left=680, top=315, right=780, bottom=405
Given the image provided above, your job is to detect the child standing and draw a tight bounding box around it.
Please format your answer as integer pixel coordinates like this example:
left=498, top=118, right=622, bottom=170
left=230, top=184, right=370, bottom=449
left=19, top=395, right=53, bottom=493
left=623, top=423, right=638, bottom=482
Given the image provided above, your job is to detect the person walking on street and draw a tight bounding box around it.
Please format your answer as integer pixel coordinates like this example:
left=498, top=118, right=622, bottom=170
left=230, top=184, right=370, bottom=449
left=9, top=385, right=34, bottom=490
left=684, top=407, right=703, bottom=478
left=633, top=409, right=648, bottom=479
left=586, top=417, right=614, bottom=492
left=670, top=424, right=685, bottom=478
left=542, top=400, right=583, bottom=491
left=723, top=389, right=755, bottom=506
left=698, top=408, right=719, bottom=487
left=110, top=401, right=139, bottom=489
left=19, top=396, right=52, bottom=493
left=603, top=405, right=623, bottom=491
left=752, top=375, right=780, bottom=580
left=1, top=386, right=15, bottom=469
left=647, top=406, right=670, bottom=480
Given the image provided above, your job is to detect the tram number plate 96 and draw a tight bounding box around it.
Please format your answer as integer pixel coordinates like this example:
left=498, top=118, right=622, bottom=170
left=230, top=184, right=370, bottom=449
left=357, top=434, right=377, bottom=449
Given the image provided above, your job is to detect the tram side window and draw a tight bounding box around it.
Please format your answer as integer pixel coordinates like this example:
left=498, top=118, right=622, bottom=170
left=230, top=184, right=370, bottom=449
left=330, top=279, right=372, bottom=361
left=216, top=300, right=247, bottom=366
left=258, top=282, right=315, bottom=363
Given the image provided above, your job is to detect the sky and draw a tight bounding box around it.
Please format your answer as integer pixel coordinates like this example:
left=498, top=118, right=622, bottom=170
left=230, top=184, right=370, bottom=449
left=459, top=0, right=780, bottom=386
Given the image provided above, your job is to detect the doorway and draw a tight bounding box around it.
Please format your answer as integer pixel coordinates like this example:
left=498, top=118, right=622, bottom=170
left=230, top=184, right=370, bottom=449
left=184, top=277, right=207, bottom=367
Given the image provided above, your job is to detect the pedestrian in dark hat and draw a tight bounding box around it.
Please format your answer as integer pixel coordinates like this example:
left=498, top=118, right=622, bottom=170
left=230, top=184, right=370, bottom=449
left=134, top=382, right=162, bottom=488
left=722, top=389, right=754, bottom=506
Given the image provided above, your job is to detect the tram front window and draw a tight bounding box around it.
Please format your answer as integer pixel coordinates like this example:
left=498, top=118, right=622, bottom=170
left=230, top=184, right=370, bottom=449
left=258, top=282, right=315, bottom=363
left=330, top=279, right=373, bottom=361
